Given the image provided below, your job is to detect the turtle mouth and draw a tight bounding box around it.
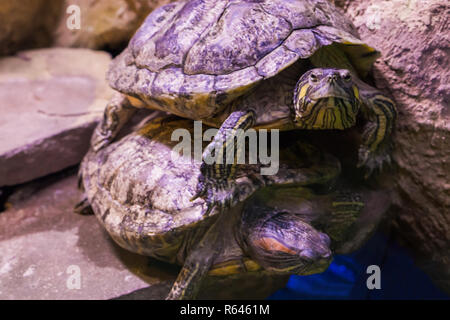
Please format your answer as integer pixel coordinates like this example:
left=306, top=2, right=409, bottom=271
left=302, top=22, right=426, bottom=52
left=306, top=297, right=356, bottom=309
left=294, top=97, right=358, bottom=130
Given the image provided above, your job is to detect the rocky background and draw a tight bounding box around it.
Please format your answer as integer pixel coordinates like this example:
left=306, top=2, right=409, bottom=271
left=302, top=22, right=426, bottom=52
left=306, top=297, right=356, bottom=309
left=0, top=0, right=175, bottom=55
left=0, top=0, right=448, bottom=297
left=334, top=0, right=449, bottom=293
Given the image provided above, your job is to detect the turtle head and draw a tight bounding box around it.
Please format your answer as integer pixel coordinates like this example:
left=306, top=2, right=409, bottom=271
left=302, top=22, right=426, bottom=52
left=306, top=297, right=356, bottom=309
left=245, top=211, right=332, bottom=275
left=293, top=68, right=361, bottom=130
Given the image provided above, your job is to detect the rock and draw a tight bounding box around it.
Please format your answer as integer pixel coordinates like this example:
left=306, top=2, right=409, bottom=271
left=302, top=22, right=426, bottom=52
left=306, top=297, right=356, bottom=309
left=54, top=0, right=176, bottom=52
left=335, top=0, right=450, bottom=292
left=0, top=172, right=287, bottom=299
left=0, top=173, right=177, bottom=299
left=0, top=48, right=114, bottom=187
left=0, top=0, right=63, bottom=56
left=0, top=1, right=175, bottom=56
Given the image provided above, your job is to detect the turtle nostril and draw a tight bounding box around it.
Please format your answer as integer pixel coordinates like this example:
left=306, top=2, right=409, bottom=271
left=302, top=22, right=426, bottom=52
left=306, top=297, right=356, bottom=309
left=327, top=74, right=339, bottom=82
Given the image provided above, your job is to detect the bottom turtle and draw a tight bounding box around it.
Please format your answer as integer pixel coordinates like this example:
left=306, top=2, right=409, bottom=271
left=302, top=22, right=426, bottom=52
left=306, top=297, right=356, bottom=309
left=77, top=113, right=389, bottom=299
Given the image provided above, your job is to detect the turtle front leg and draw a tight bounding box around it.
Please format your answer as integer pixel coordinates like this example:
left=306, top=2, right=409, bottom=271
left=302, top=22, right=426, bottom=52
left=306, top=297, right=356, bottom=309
left=166, top=255, right=214, bottom=300
left=90, top=92, right=138, bottom=152
left=166, top=210, right=226, bottom=300
left=192, top=110, right=256, bottom=216
left=357, top=86, right=397, bottom=177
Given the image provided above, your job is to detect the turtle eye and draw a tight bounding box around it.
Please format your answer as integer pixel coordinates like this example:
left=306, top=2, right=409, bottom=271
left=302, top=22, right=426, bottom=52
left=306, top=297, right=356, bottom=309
left=343, top=73, right=352, bottom=82
left=310, top=73, right=319, bottom=83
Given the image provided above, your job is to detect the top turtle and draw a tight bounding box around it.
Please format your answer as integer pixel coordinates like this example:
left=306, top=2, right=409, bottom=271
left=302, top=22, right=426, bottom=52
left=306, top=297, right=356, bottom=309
left=91, top=0, right=397, bottom=214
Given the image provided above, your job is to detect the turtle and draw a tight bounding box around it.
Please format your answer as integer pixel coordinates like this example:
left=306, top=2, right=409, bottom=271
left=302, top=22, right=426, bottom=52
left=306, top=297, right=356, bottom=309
left=78, top=113, right=389, bottom=300
left=89, top=0, right=397, bottom=215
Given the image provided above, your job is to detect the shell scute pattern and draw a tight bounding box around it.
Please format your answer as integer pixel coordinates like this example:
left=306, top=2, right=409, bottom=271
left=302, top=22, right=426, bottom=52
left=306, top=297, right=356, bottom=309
left=260, top=0, right=317, bottom=29
left=129, top=1, right=186, bottom=58
left=135, top=0, right=228, bottom=72
left=184, top=1, right=292, bottom=75
left=283, top=29, right=319, bottom=57
left=255, top=45, right=300, bottom=78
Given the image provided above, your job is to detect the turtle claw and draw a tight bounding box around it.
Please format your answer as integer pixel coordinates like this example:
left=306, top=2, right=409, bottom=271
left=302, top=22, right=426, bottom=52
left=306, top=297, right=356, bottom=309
left=90, top=129, right=113, bottom=153
left=192, top=177, right=238, bottom=216
left=357, top=146, right=391, bottom=179
left=74, top=198, right=94, bottom=215
left=190, top=188, right=204, bottom=203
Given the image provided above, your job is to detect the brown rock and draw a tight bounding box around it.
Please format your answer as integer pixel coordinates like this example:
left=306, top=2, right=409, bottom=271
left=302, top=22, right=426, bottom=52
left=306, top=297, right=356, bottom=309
left=0, top=48, right=114, bottom=187
left=54, top=0, right=176, bottom=51
left=0, top=0, right=63, bottom=56
left=335, top=0, right=450, bottom=292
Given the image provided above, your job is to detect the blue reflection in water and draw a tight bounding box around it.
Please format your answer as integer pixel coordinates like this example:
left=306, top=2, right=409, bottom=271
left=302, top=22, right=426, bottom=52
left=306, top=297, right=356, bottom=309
left=269, top=232, right=449, bottom=300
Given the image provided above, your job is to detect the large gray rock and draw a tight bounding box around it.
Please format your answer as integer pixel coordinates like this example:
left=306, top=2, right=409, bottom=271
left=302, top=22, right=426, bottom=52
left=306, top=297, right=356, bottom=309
left=0, top=48, right=114, bottom=187
left=336, top=0, right=450, bottom=292
left=0, top=173, right=177, bottom=299
left=0, top=173, right=287, bottom=299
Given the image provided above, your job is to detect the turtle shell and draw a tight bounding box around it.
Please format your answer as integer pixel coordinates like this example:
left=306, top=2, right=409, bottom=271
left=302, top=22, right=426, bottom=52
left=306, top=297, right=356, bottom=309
left=80, top=115, right=214, bottom=264
left=107, top=0, right=378, bottom=120
left=79, top=113, right=340, bottom=265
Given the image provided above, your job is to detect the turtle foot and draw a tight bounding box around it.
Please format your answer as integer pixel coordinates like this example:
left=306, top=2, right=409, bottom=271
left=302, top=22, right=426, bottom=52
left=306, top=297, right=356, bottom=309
left=357, top=146, right=392, bottom=179
left=90, top=128, right=114, bottom=153
left=191, top=173, right=239, bottom=216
